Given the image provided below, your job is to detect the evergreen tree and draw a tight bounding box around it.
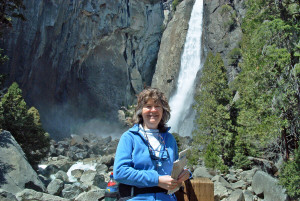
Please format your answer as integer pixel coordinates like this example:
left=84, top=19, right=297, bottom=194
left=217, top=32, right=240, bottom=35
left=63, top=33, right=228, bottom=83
left=0, top=82, right=50, bottom=168
left=192, top=52, right=234, bottom=171
left=279, top=142, right=300, bottom=199
left=233, top=0, right=299, bottom=163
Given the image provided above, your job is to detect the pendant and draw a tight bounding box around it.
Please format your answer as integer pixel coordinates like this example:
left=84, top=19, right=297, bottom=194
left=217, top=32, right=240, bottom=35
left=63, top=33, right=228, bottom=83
left=157, top=161, right=162, bottom=167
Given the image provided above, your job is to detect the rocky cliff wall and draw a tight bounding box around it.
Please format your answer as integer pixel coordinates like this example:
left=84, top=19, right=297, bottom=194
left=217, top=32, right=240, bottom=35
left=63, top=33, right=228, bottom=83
left=1, top=0, right=164, bottom=138
left=203, top=0, right=246, bottom=82
left=152, top=0, right=245, bottom=99
left=1, top=0, right=246, bottom=138
left=152, top=0, right=195, bottom=99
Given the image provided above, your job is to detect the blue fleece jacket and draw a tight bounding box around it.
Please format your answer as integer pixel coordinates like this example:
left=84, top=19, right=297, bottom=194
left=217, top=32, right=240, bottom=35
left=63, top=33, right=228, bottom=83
left=113, top=124, right=178, bottom=201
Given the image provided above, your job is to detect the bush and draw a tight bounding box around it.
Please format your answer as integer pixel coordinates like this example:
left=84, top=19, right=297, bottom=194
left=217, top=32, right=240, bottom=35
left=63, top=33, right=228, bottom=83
left=220, top=4, right=233, bottom=15
left=279, top=143, right=300, bottom=199
left=224, top=40, right=230, bottom=48
left=232, top=135, right=253, bottom=170
left=188, top=146, right=201, bottom=166
left=0, top=82, right=50, bottom=169
left=204, top=142, right=228, bottom=173
left=172, top=132, right=184, bottom=153
left=232, top=152, right=251, bottom=169
left=172, top=0, right=183, bottom=11
left=228, top=47, right=242, bottom=65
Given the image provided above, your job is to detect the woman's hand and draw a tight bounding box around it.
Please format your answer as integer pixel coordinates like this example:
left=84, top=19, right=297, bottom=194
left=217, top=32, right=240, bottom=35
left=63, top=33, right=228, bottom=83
left=158, top=175, right=179, bottom=190
left=177, top=169, right=190, bottom=183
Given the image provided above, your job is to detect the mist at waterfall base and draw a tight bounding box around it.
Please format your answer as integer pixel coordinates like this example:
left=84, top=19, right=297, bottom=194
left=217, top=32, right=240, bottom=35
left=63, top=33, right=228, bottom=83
left=40, top=102, right=126, bottom=141
left=167, top=0, right=203, bottom=137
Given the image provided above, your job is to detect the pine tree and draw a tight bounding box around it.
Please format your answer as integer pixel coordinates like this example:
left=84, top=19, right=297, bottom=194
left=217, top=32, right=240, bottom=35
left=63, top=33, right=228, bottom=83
left=279, top=142, right=300, bottom=199
left=0, top=82, right=50, bottom=168
left=233, top=0, right=299, bottom=163
left=192, top=52, right=235, bottom=171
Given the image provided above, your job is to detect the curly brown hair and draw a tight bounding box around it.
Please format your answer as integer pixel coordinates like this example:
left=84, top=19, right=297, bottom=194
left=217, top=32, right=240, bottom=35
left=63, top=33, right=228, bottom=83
left=132, top=87, right=171, bottom=132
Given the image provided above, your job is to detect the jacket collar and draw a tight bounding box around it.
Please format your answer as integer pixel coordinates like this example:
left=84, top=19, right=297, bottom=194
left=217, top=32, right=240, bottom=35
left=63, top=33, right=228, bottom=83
left=129, top=124, right=171, bottom=134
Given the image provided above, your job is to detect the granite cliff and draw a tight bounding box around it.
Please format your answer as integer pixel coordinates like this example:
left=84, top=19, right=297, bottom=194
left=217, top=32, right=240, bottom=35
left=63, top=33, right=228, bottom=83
left=1, top=0, right=245, bottom=138
left=152, top=0, right=246, bottom=98
left=1, top=0, right=164, bottom=138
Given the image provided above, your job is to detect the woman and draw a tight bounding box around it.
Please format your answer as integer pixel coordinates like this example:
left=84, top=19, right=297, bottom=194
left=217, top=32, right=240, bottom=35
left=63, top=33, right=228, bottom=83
left=113, top=88, right=191, bottom=200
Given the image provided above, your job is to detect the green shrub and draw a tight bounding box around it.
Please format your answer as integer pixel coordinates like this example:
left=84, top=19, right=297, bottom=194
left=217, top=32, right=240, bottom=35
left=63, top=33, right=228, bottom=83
left=0, top=48, right=8, bottom=64
left=228, top=47, right=242, bottom=65
left=172, top=132, right=183, bottom=152
left=232, top=135, right=253, bottom=170
left=279, top=143, right=300, bottom=199
left=204, top=142, right=228, bottom=173
left=224, top=40, right=230, bottom=48
left=188, top=147, right=201, bottom=166
left=0, top=82, right=50, bottom=169
left=224, top=18, right=236, bottom=31
left=172, top=0, right=183, bottom=11
left=232, top=152, right=251, bottom=169
left=220, top=4, right=233, bottom=15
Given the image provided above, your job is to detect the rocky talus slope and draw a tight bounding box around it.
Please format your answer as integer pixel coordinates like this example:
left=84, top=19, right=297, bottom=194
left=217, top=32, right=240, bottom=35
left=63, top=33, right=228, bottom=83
left=0, top=130, right=289, bottom=201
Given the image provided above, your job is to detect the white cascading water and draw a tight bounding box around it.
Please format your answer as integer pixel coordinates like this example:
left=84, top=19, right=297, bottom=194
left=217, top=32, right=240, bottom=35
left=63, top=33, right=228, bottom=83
left=168, top=0, right=203, bottom=136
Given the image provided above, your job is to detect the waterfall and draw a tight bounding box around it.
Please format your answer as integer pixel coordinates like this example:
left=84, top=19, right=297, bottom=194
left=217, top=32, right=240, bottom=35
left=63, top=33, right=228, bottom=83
left=168, top=0, right=203, bottom=136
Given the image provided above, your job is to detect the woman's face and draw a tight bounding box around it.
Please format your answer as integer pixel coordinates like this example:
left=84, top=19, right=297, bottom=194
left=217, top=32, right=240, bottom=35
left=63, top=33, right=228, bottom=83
left=142, top=98, right=163, bottom=129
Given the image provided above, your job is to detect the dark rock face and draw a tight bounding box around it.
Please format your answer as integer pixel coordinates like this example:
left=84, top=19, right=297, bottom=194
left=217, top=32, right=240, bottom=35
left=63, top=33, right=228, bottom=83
left=0, top=130, right=46, bottom=194
left=1, top=0, right=164, bottom=138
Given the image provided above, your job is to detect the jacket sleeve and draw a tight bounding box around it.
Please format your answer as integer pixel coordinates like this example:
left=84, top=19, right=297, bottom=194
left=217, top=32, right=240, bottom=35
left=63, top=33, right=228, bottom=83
left=113, top=132, right=159, bottom=187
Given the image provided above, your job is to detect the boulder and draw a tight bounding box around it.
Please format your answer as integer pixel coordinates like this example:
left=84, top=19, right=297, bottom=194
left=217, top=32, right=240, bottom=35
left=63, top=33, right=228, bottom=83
left=231, top=180, right=247, bottom=190
left=100, top=154, right=115, bottom=167
left=226, top=174, right=238, bottom=183
left=71, top=169, right=84, bottom=181
left=80, top=170, right=106, bottom=188
left=239, top=168, right=258, bottom=182
left=0, top=131, right=45, bottom=194
left=252, top=170, right=288, bottom=201
left=54, top=170, right=69, bottom=182
left=38, top=175, right=51, bottom=187
left=61, top=184, right=83, bottom=200
left=70, top=134, right=85, bottom=146
left=192, top=166, right=213, bottom=178
left=49, top=145, right=57, bottom=157
left=46, top=156, right=74, bottom=173
left=46, top=179, right=64, bottom=195
left=0, top=189, right=18, bottom=201
left=74, top=151, right=89, bottom=160
left=75, top=189, right=106, bottom=201
left=227, top=189, right=244, bottom=201
left=96, top=164, right=109, bottom=174
left=16, top=189, right=71, bottom=201
left=248, top=157, right=278, bottom=175
left=66, top=161, right=97, bottom=182
left=214, top=181, right=231, bottom=200
left=243, top=190, right=254, bottom=201
left=212, top=175, right=232, bottom=189
left=40, top=164, right=60, bottom=177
